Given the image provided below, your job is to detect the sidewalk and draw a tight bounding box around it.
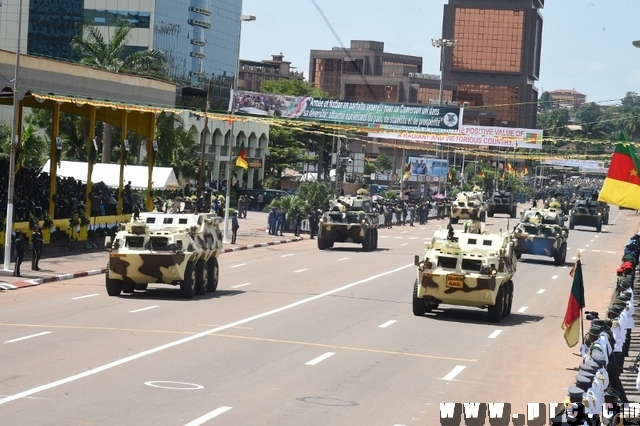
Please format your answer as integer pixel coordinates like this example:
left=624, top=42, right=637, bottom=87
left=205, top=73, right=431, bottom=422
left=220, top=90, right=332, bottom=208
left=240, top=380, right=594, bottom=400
left=0, top=211, right=302, bottom=290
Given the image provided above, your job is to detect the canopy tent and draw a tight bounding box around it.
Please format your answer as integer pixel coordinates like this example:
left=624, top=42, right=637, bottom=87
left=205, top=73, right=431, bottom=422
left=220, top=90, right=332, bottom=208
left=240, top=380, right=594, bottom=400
left=42, top=160, right=179, bottom=190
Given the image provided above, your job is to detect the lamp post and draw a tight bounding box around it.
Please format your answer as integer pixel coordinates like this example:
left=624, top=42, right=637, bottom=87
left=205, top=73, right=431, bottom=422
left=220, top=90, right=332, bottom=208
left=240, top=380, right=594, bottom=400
left=3, top=0, right=23, bottom=273
left=234, top=15, right=256, bottom=92
left=432, top=38, right=458, bottom=107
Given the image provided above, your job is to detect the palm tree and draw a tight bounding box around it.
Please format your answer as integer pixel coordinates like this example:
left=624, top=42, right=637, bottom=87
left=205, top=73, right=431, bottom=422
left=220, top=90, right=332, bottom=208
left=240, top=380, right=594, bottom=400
left=71, top=21, right=168, bottom=163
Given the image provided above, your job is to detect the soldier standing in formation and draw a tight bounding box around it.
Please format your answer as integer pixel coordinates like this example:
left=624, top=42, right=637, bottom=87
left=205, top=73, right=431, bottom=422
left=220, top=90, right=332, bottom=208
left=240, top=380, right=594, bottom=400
left=230, top=212, right=239, bottom=244
left=31, top=225, right=43, bottom=271
left=13, top=230, right=25, bottom=277
left=309, top=211, right=319, bottom=239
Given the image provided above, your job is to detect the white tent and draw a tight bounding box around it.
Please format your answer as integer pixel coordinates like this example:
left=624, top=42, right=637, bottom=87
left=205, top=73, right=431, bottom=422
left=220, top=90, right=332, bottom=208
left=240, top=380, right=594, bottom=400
left=42, top=160, right=179, bottom=190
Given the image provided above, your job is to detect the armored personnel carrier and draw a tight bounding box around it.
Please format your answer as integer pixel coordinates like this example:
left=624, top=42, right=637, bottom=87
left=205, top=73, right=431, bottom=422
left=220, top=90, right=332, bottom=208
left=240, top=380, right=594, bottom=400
left=412, top=225, right=517, bottom=322
left=105, top=212, right=223, bottom=298
left=450, top=191, right=486, bottom=224
left=512, top=207, right=568, bottom=265
left=569, top=196, right=608, bottom=232
left=486, top=190, right=517, bottom=218
left=317, top=189, right=379, bottom=251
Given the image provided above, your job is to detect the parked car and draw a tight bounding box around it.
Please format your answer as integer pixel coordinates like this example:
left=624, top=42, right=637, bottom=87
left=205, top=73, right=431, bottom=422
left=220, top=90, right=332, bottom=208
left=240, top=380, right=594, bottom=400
left=240, top=189, right=290, bottom=211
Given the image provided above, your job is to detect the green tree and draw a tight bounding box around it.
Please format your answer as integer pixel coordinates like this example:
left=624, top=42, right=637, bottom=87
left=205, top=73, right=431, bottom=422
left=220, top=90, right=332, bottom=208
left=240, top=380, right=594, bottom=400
left=266, top=126, right=306, bottom=178
left=537, top=108, right=570, bottom=137
left=539, top=91, right=554, bottom=111
left=0, top=125, right=47, bottom=168
left=260, top=79, right=328, bottom=98
left=374, top=153, right=393, bottom=172
left=71, top=21, right=168, bottom=163
left=575, top=102, right=605, bottom=138
left=0, top=121, right=12, bottom=161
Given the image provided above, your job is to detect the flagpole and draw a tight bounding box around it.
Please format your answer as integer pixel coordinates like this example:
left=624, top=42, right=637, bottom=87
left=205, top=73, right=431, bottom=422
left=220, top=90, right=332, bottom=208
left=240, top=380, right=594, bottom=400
left=223, top=120, right=234, bottom=244
left=578, top=252, right=584, bottom=346
left=400, top=144, right=406, bottom=201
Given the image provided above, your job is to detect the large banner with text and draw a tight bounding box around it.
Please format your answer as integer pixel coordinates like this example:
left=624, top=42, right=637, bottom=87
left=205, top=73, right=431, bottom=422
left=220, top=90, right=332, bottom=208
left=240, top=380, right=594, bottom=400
left=230, top=90, right=463, bottom=132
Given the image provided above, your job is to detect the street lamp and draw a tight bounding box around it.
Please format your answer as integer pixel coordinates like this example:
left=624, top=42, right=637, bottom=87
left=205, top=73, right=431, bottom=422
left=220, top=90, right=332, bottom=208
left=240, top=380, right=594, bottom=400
left=431, top=38, right=458, bottom=107
left=234, top=15, right=257, bottom=92
left=633, top=40, right=640, bottom=48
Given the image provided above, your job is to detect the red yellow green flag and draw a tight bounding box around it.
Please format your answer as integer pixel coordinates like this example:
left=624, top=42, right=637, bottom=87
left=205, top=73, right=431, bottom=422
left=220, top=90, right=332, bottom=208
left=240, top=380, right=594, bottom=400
left=561, top=259, right=585, bottom=347
left=598, top=132, right=640, bottom=209
left=403, top=163, right=411, bottom=181
left=477, top=170, right=486, bottom=178
left=235, top=142, right=248, bottom=170
left=505, top=162, right=513, bottom=174
left=523, top=165, right=529, bottom=175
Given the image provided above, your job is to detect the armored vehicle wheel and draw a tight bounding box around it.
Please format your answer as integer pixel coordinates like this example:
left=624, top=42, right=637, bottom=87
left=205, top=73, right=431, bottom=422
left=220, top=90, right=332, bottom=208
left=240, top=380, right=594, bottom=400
left=135, top=284, right=148, bottom=291
left=510, top=207, right=517, bottom=218
left=106, top=276, right=123, bottom=296
left=596, top=219, right=602, bottom=233
left=554, top=243, right=567, bottom=266
left=501, top=285, right=509, bottom=319
left=487, top=210, right=494, bottom=218
left=488, top=286, right=504, bottom=323
left=506, top=281, right=513, bottom=316
left=412, top=280, right=429, bottom=316
left=122, top=282, right=136, bottom=294
left=450, top=218, right=459, bottom=224
left=479, top=211, right=486, bottom=222
left=180, top=262, right=196, bottom=298
left=206, top=257, right=219, bottom=292
left=569, top=218, right=575, bottom=230
left=195, top=259, right=208, bottom=296
left=515, top=252, right=521, bottom=260
left=603, top=213, right=609, bottom=225
left=372, top=229, right=378, bottom=250
left=317, top=238, right=328, bottom=250
left=362, top=230, right=372, bottom=252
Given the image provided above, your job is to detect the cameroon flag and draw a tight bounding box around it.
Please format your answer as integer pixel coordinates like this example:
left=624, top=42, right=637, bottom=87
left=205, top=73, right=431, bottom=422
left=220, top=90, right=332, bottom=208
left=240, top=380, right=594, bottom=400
left=477, top=170, right=486, bottom=178
left=235, top=142, right=249, bottom=170
left=561, top=259, right=585, bottom=347
left=598, top=132, right=640, bottom=209
left=403, top=163, right=411, bottom=181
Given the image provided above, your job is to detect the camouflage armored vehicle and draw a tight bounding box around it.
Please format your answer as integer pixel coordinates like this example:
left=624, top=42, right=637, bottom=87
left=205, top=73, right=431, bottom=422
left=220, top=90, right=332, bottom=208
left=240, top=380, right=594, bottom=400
left=569, top=196, right=608, bottom=232
left=412, top=225, right=517, bottom=322
left=450, top=191, right=486, bottom=224
left=105, top=212, right=223, bottom=298
left=317, top=189, right=379, bottom=251
left=486, top=190, right=517, bottom=218
left=512, top=207, right=568, bottom=265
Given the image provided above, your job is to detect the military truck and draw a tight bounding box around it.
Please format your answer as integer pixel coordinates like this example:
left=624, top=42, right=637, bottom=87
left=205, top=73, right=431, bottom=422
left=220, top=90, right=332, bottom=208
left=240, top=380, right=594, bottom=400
left=317, top=190, right=379, bottom=251
left=569, top=197, right=608, bottom=232
left=105, top=212, right=223, bottom=298
left=512, top=207, right=568, bottom=265
left=486, top=190, right=517, bottom=218
left=450, top=191, right=486, bottom=224
left=412, top=225, right=517, bottom=322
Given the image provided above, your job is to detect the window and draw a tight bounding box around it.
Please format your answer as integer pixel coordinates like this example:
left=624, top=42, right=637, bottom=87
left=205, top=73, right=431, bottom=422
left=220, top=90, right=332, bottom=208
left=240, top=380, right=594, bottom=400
left=461, top=259, right=482, bottom=272
left=438, top=256, right=458, bottom=269
left=126, top=236, right=144, bottom=248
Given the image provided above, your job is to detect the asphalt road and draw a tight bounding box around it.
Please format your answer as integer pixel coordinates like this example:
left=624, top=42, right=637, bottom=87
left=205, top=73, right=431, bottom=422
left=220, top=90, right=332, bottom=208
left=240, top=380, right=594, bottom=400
left=0, top=207, right=636, bottom=425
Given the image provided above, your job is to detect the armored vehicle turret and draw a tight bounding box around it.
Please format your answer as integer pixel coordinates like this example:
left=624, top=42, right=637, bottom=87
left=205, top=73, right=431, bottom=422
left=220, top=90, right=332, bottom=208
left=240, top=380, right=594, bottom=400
left=569, top=195, right=609, bottom=232
left=105, top=212, right=223, bottom=298
left=512, top=207, right=568, bottom=265
left=450, top=191, right=486, bottom=224
left=317, top=190, right=379, bottom=251
left=413, top=226, right=517, bottom=322
left=486, top=190, right=517, bottom=218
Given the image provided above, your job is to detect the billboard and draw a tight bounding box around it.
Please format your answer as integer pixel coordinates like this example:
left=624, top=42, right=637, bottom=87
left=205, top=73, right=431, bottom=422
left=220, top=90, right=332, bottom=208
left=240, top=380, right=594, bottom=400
left=368, top=125, right=543, bottom=150
left=407, top=157, right=449, bottom=177
left=230, top=90, right=463, bottom=131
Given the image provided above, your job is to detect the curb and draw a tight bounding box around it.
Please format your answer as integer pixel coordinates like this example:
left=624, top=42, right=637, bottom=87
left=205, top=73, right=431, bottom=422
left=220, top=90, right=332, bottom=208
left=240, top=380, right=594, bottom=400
left=0, top=237, right=304, bottom=291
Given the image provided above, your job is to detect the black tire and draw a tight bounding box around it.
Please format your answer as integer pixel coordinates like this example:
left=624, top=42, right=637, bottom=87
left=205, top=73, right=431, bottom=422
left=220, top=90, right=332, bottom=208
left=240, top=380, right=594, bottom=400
left=206, top=257, right=219, bottom=293
left=569, top=218, right=575, bottom=230
left=450, top=218, right=459, bottom=224
left=362, top=229, right=371, bottom=252
left=106, top=275, right=123, bottom=296
left=501, top=284, right=509, bottom=319
left=122, top=282, right=136, bottom=294
left=479, top=211, right=486, bottom=222
left=603, top=213, right=609, bottom=225
left=195, top=259, right=207, bottom=296
left=180, top=262, right=196, bottom=299
left=488, top=210, right=494, bottom=218
left=488, top=286, right=504, bottom=323
left=510, top=207, right=517, bottom=218
left=412, top=280, right=427, bottom=316
left=506, top=280, right=513, bottom=316
left=372, top=228, right=378, bottom=250
left=135, top=284, right=148, bottom=291
left=318, top=238, right=327, bottom=250
left=596, top=219, right=602, bottom=233
left=554, top=242, right=566, bottom=266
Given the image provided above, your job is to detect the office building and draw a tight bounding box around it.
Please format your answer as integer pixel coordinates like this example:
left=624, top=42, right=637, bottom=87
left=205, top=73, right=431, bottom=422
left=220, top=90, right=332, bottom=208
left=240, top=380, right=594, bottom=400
left=442, top=0, right=544, bottom=128
left=238, top=54, right=304, bottom=92
left=309, top=40, right=456, bottom=105
left=548, top=89, right=586, bottom=110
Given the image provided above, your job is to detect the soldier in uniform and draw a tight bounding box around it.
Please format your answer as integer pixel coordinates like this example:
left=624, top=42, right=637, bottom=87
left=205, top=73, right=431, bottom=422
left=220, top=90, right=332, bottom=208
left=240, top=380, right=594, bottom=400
left=31, top=225, right=43, bottom=271
left=464, top=210, right=482, bottom=234
left=436, top=199, right=445, bottom=220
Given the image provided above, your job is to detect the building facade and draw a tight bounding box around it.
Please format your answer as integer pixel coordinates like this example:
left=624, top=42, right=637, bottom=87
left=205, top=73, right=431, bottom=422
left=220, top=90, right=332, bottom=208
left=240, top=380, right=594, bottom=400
left=309, top=40, right=457, bottom=105
left=548, top=89, right=586, bottom=110
left=238, top=54, right=304, bottom=92
left=0, top=0, right=242, bottom=106
left=442, top=0, right=544, bottom=128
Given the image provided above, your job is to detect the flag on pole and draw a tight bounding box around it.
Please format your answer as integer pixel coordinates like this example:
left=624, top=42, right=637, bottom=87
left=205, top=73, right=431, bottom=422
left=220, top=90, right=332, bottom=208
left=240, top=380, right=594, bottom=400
left=505, top=162, right=513, bottom=174
left=561, top=258, right=585, bottom=347
left=447, top=168, right=455, bottom=180
left=477, top=170, right=486, bottom=178
left=523, top=165, right=529, bottom=175
left=499, top=172, right=505, bottom=181
left=235, top=142, right=249, bottom=170
left=598, top=132, right=640, bottom=210
left=403, top=163, right=411, bottom=180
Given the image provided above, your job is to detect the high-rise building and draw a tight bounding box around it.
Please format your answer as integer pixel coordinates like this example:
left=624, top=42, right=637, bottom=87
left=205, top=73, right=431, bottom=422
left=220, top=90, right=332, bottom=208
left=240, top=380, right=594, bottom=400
left=0, top=0, right=243, bottom=107
left=309, top=40, right=456, bottom=105
left=238, top=54, right=304, bottom=92
left=442, top=0, right=544, bottom=128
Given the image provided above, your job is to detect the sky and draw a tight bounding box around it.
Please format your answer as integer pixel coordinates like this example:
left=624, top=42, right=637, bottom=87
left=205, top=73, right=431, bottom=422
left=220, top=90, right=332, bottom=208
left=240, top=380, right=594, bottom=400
left=240, top=0, right=640, bottom=105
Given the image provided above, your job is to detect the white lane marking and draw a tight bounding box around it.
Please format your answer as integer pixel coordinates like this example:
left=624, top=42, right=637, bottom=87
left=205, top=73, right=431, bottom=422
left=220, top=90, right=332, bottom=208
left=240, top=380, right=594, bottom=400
left=5, top=331, right=52, bottom=344
left=585, top=244, right=590, bottom=247
left=517, top=306, right=528, bottom=313
left=592, top=250, right=601, bottom=253
left=590, top=240, right=595, bottom=242
left=400, top=243, right=409, bottom=246
left=595, top=235, right=599, bottom=238
left=401, top=231, right=408, bottom=234
left=0, top=263, right=414, bottom=405
left=129, top=306, right=159, bottom=313
left=393, top=237, right=403, bottom=239
left=537, top=289, right=545, bottom=294
left=562, top=266, right=568, bottom=269
left=280, top=254, right=293, bottom=258
left=184, top=406, right=233, bottom=426
left=408, top=237, right=418, bottom=240
left=378, top=320, right=397, bottom=329
left=488, top=330, right=502, bottom=339
left=552, top=275, right=559, bottom=280
left=380, top=235, right=390, bottom=239
left=607, top=251, right=616, bottom=254
left=571, top=256, right=577, bottom=260
left=71, top=294, right=100, bottom=300
left=230, top=263, right=247, bottom=268
left=145, top=381, right=204, bottom=390
left=231, top=283, right=251, bottom=289
left=306, top=352, right=335, bottom=366
left=338, top=257, right=349, bottom=261
left=293, top=268, right=308, bottom=273
left=442, top=365, right=466, bottom=381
